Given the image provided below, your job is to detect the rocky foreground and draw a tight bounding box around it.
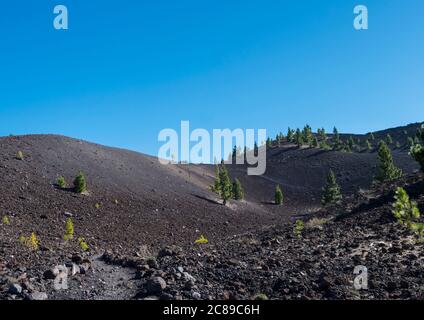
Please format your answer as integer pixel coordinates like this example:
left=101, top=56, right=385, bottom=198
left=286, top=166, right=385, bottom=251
left=1, top=174, right=423, bottom=300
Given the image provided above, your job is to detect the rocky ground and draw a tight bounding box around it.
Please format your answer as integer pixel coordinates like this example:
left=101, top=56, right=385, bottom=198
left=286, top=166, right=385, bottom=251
left=1, top=174, right=423, bottom=300
left=0, top=124, right=422, bottom=300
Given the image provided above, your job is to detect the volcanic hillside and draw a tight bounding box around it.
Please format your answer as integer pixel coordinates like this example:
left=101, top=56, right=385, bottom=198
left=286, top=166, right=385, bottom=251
left=0, top=123, right=421, bottom=254
left=0, top=122, right=423, bottom=300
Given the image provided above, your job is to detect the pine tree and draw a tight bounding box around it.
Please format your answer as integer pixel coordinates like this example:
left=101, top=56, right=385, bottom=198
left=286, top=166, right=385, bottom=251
left=348, top=136, right=355, bottom=150
left=266, top=137, right=272, bottom=148
left=212, top=160, right=233, bottom=205
left=254, top=142, right=259, bottom=156
left=275, top=184, right=283, bottom=205
left=231, top=146, right=237, bottom=164
left=366, top=139, right=372, bottom=151
left=386, top=133, right=393, bottom=145
left=287, top=127, right=294, bottom=142
left=295, top=129, right=303, bottom=148
left=302, top=124, right=313, bottom=146
left=375, top=140, right=402, bottom=182
left=232, top=178, right=244, bottom=200
left=318, top=128, right=326, bottom=141
left=312, top=137, right=319, bottom=148
left=73, top=171, right=87, bottom=193
left=332, top=127, right=341, bottom=150
left=211, top=164, right=221, bottom=193
left=410, top=124, right=424, bottom=172
left=321, top=170, right=342, bottom=206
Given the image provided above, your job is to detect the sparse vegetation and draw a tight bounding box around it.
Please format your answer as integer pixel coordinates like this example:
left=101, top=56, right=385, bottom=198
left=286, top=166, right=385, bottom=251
left=293, top=220, right=304, bottom=238
left=20, top=233, right=39, bottom=250
left=275, top=184, right=283, bottom=205
left=306, top=217, right=328, bottom=229
left=73, top=171, right=87, bottom=193
left=78, top=237, right=89, bottom=251
left=410, top=124, right=424, bottom=172
left=16, top=150, right=24, bottom=160
left=2, top=215, right=10, bottom=225
left=321, top=170, right=342, bottom=206
left=195, top=235, right=209, bottom=245
left=232, top=178, right=244, bottom=200
left=253, top=293, right=269, bottom=300
left=392, top=187, right=420, bottom=227
left=64, top=218, right=74, bottom=241
left=375, top=140, right=402, bottom=183
left=366, top=139, right=372, bottom=151
left=95, top=203, right=101, bottom=209
left=57, top=176, right=66, bottom=188
left=392, top=188, right=423, bottom=242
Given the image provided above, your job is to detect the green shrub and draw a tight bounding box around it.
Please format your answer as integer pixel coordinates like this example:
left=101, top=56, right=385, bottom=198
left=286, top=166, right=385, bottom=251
left=275, top=184, right=283, bottom=205
left=293, top=220, right=304, bottom=238
left=64, top=218, right=74, bottom=241
left=78, top=238, right=89, bottom=251
left=392, top=187, right=420, bottom=227
left=73, top=171, right=87, bottom=193
left=20, top=233, right=39, bottom=250
left=195, top=235, right=209, bottom=245
left=16, top=151, right=24, bottom=160
left=57, top=176, right=66, bottom=188
left=2, top=215, right=10, bottom=225
left=254, top=293, right=269, bottom=300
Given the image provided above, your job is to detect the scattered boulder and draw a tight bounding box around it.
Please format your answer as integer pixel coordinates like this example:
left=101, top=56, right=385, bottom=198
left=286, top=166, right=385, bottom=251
left=146, top=277, right=167, bottom=295
left=8, top=283, right=22, bottom=295
left=27, top=292, right=48, bottom=301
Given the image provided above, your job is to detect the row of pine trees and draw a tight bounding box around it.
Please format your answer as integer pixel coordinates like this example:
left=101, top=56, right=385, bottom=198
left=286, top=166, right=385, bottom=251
left=230, top=125, right=423, bottom=161
left=213, top=123, right=424, bottom=207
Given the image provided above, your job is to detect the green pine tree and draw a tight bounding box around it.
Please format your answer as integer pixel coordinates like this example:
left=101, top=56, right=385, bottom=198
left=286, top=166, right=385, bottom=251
left=375, top=140, right=402, bottom=182
left=386, top=133, right=393, bottom=145
left=275, top=184, right=283, bottom=205
left=212, top=160, right=233, bottom=205
left=410, top=124, right=424, bottom=172
left=73, top=171, right=87, bottom=193
left=232, top=178, right=244, bottom=200
left=348, top=136, right=355, bottom=150
left=295, top=129, right=303, bottom=148
left=321, top=170, right=342, bottom=206
left=287, top=127, right=294, bottom=142
left=366, top=139, right=372, bottom=151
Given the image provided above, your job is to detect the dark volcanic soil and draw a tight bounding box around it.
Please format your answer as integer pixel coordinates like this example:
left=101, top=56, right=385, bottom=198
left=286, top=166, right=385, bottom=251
left=0, top=123, right=423, bottom=300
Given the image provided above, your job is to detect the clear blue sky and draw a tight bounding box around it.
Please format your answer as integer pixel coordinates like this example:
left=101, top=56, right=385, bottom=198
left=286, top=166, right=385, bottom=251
left=1, top=1, right=423, bottom=156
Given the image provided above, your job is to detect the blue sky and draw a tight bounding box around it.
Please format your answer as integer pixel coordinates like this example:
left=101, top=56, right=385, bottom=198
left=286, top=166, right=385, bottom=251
left=0, top=1, right=423, bottom=156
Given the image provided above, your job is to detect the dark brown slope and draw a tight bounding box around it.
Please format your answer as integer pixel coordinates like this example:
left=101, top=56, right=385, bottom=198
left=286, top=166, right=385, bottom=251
left=0, top=134, right=271, bottom=259
left=196, top=142, right=419, bottom=217
left=0, top=132, right=420, bottom=258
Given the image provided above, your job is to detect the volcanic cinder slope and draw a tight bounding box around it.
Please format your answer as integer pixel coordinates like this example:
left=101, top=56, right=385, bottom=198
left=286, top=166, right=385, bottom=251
left=0, top=122, right=422, bottom=300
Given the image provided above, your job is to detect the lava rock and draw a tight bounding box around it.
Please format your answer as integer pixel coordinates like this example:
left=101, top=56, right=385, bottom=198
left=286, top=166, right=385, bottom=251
left=146, top=277, right=167, bottom=295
